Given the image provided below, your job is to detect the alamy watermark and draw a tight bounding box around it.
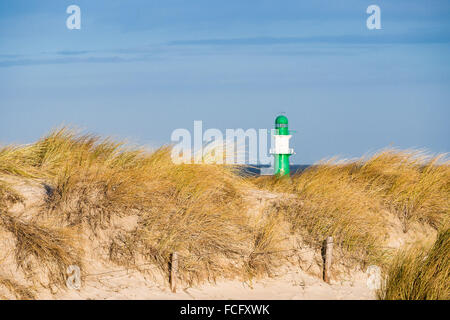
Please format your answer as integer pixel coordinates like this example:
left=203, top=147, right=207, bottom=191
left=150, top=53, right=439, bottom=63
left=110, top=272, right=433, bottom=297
left=170, top=121, right=277, bottom=165
left=66, top=5, right=81, bottom=30
left=366, top=265, right=382, bottom=290
left=66, top=265, right=81, bottom=290
left=367, top=5, right=381, bottom=30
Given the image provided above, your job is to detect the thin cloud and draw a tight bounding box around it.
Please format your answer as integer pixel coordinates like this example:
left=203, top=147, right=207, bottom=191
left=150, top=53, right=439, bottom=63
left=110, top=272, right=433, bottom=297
left=168, top=33, right=450, bottom=46
left=2, top=30, right=449, bottom=68
left=0, top=53, right=21, bottom=58
left=56, top=50, right=92, bottom=56
left=0, top=56, right=129, bottom=68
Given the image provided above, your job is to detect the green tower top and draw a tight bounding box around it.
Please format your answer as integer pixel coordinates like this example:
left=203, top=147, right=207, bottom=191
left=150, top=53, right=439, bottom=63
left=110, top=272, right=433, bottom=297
left=275, top=115, right=289, bottom=135
left=275, top=115, right=288, bottom=125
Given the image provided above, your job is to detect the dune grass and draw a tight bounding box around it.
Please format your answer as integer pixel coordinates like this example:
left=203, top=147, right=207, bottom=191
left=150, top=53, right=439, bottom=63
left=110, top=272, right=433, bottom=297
left=0, top=173, right=78, bottom=289
left=0, top=277, right=36, bottom=300
left=355, top=150, right=449, bottom=231
left=259, top=165, right=388, bottom=266
left=0, top=214, right=80, bottom=287
left=254, top=149, right=449, bottom=266
left=0, top=145, right=36, bottom=177
left=378, top=228, right=449, bottom=300
left=0, top=128, right=448, bottom=295
left=0, top=180, right=24, bottom=211
left=0, top=128, right=282, bottom=285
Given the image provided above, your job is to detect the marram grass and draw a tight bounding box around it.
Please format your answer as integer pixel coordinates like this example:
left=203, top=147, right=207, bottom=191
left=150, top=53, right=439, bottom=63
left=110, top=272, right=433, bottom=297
left=254, top=149, right=449, bottom=266
left=0, top=128, right=448, bottom=298
left=378, top=228, right=450, bottom=300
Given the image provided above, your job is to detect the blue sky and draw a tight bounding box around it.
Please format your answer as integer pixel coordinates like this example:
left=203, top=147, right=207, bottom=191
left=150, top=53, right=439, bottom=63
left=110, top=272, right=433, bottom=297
left=0, top=0, right=449, bottom=164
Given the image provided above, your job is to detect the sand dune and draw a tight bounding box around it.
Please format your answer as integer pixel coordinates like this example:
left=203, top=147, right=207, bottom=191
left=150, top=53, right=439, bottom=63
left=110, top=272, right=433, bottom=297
left=0, top=131, right=446, bottom=300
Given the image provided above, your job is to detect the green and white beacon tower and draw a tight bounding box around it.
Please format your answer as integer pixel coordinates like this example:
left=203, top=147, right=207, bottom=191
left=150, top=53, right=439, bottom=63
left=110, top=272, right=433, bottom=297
left=270, top=115, right=294, bottom=176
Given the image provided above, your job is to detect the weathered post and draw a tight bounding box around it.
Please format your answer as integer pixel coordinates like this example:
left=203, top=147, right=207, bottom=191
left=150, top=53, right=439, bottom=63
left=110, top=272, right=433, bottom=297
left=323, top=237, right=334, bottom=284
left=170, top=252, right=178, bottom=293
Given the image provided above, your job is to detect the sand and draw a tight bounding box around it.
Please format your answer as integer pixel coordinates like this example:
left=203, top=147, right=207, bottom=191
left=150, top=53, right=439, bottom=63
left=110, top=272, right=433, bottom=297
left=53, top=266, right=375, bottom=300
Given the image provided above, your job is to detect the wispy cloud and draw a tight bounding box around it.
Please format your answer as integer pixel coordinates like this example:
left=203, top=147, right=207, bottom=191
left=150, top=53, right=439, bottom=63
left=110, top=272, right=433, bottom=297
left=56, top=50, right=92, bottom=56
left=0, top=53, right=22, bottom=59
left=0, top=56, right=130, bottom=68
left=168, top=33, right=450, bottom=46
left=2, top=31, right=449, bottom=68
left=0, top=44, right=169, bottom=68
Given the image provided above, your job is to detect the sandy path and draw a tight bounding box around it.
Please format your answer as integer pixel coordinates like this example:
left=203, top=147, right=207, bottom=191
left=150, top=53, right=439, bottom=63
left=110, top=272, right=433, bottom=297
left=55, top=266, right=375, bottom=300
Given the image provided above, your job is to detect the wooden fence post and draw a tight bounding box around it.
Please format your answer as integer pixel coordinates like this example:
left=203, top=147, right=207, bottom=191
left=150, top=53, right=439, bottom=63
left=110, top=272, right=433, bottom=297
left=170, top=252, right=178, bottom=293
left=323, top=237, right=333, bottom=284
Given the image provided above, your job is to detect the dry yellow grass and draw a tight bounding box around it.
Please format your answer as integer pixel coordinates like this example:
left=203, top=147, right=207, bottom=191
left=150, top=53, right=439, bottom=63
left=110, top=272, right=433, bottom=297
left=254, top=149, right=449, bottom=266
left=0, top=128, right=280, bottom=286
left=378, top=228, right=450, bottom=300
left=0, top=180, right=24, bottom=211
left=1, top=171, right=78, bottom=289
left=259, top=166, right=387, bottom=266
left=0, top=276, right=36, bottom=300
left=0, top=145, right=36, bottom=177
left=108, top=157, right=254, bottom=284
left=244, top=211, right=287, bottom=279
left=356, top=149, right=449, bottom=231
left=0, top=128, right=448, bottom=298
left=0, top=214, right=81, bottom=287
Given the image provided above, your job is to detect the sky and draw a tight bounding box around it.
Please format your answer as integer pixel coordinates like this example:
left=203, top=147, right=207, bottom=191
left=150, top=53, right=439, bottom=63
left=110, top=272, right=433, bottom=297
left=0, top=0, right=449, bottom=164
